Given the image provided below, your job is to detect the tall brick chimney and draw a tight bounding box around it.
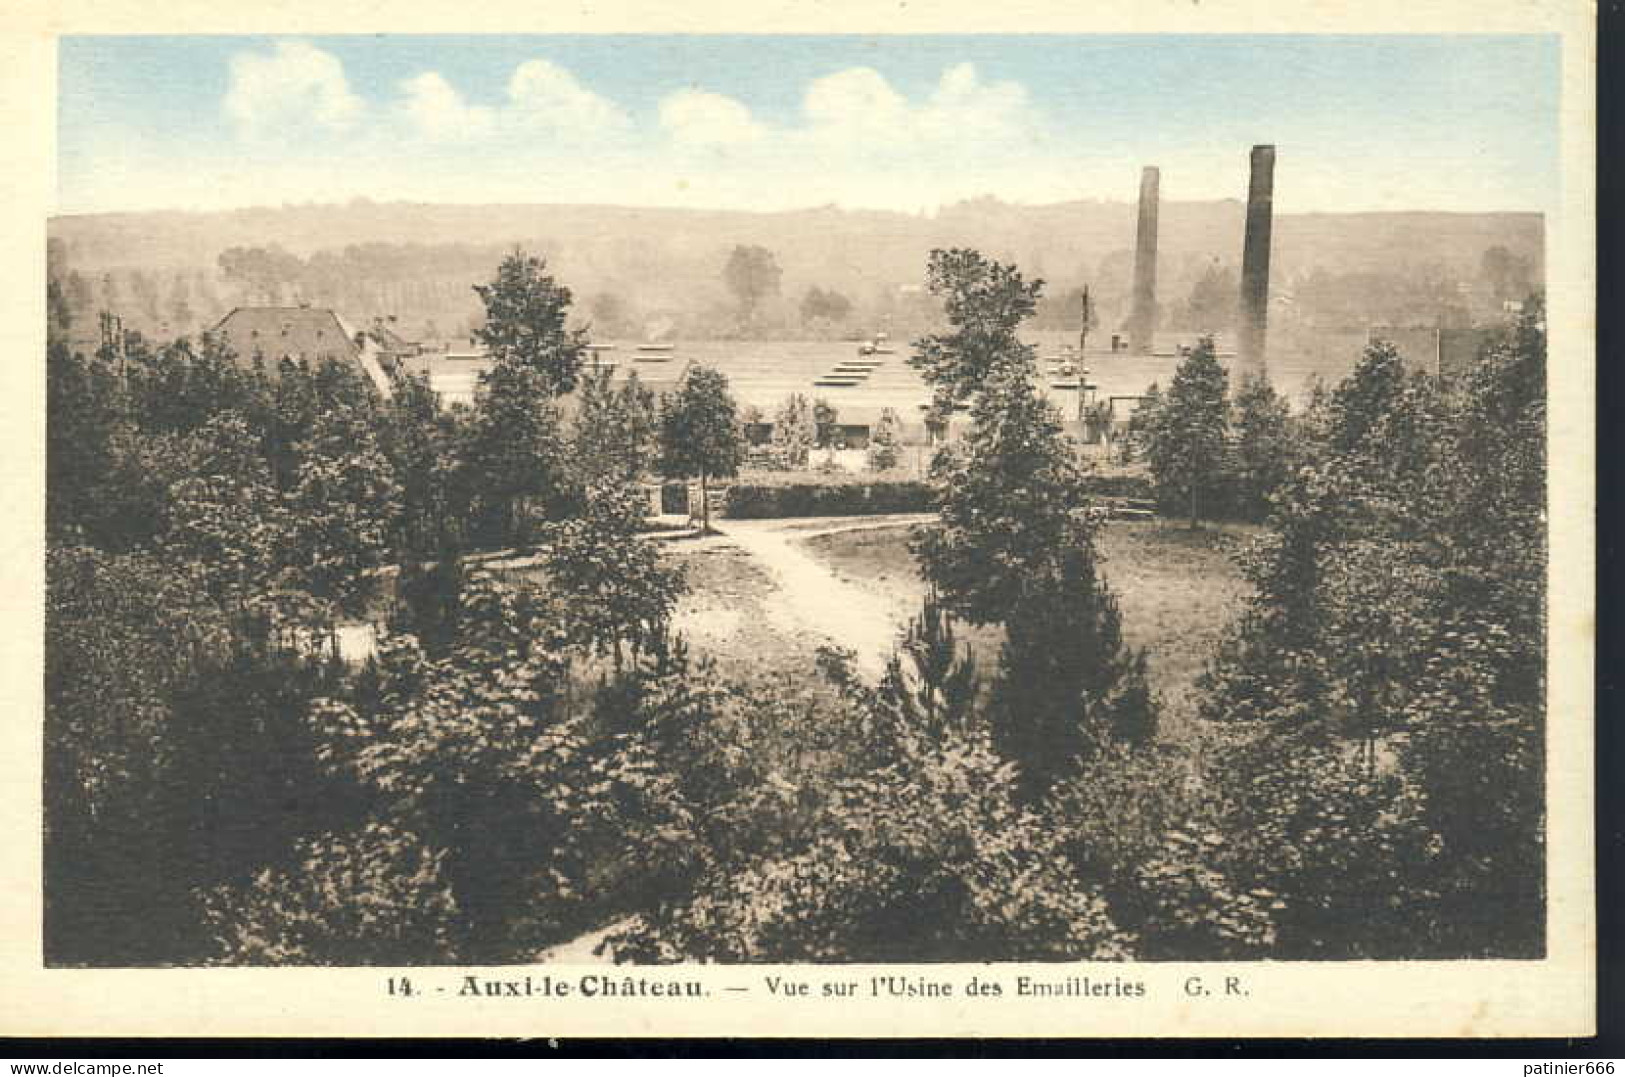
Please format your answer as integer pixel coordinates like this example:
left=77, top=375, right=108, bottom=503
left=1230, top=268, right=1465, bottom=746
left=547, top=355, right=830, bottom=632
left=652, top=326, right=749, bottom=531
left=1127, top=166, right=1160, bottom=356
left=1238, top=145, right=1276, bottom=383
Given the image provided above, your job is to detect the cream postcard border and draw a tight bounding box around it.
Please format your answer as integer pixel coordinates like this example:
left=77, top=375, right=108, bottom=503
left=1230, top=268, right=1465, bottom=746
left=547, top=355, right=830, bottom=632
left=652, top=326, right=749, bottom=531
left=0, top=0, right=1596, bottom=1040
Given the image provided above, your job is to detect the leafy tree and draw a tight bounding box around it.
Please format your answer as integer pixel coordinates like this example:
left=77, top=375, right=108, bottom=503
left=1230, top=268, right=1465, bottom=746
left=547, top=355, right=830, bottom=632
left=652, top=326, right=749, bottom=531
left=909, top=248, right=1157, bottom=795
left=722, top=245, right=782, bottom=329
left=122, top=332, right=255, bottom=440
left=248, top=356, right=376, bottom=493
left=866, top=407, right=903, bottom=471
left=1325, top=340, right=1445, bottom=499
left=1198, top=303, right=1548, bottom=957
left=538, top=481, right=686, bottom=664
left=311, top=572, right=605, bottom=961
left=1143, top=336, right=1230, bottom=527
left=45, top=546, right=229, bottom=964
left=608, top=660, right=1129, bottom=962
left=1117, top=381, right=1161, bottom=465
left=377, top=371, right=461, bottom=559
left=47, top=340, right=125, bottom=543
left=659, top=365, right=742, bottom=532
left=799, top=286, right=853, bottom=328
left=473, top=250, right=587, bottom=397
left=912, top=372, right=1083, bottom=625
left=45, top=546, right=346, bottom=966
left=572, top=367, right=660, bottom=483
left=160, top=411, right=294, bottom=604
left=284, top=402, right=403, bottom=609
left=455, top=251, right=594, bottom=546
left=908, top=248, right=1043, bottom=415
left=1049, top=742, right=1278, bottom=960
left=458, top=360, right=572, bottom=548
left=1201, top=725, right=1441, bottom=959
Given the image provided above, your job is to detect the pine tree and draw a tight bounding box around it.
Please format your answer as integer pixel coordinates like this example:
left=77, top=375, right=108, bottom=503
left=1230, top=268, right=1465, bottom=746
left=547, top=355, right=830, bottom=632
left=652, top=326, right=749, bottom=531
left=1230, top=374, right=1294, bottom=519
left=866, top=407, right=903, bottom=471
left=1145, top=336, right=1229, bottom=527
left=877, top=594, right=980, bottom=742
left=771, top=393, right=815, bottom=469
left=992, top=530, right=1156, bottom=794
left=573, top=367, right=659, bottom=483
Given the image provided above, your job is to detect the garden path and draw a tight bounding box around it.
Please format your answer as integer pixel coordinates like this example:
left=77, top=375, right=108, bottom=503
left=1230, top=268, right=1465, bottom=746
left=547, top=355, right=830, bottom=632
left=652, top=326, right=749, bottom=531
left=707, top=515, right=931, bottom=681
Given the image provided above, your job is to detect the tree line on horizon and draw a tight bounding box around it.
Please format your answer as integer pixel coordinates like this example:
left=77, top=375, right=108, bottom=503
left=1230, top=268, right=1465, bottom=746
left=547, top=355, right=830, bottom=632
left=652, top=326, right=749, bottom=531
left=47, top=216, right=1537, bottom=351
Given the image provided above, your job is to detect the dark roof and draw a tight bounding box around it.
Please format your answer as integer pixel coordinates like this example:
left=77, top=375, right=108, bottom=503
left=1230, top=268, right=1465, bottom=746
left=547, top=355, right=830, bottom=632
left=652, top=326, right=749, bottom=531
left=213, top=307, right=358, bottom=366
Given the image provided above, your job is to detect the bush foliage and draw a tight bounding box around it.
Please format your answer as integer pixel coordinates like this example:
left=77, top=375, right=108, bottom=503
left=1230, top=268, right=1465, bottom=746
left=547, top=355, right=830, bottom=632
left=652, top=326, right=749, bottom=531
left=45, top=241, right=1547, bottom=967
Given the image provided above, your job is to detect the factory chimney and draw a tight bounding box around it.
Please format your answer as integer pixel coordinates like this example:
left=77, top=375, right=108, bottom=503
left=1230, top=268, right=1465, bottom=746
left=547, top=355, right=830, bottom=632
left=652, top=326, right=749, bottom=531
left=1238, top=144, right=1276, bottom=383
left=1128, top=166, right=1160, bottom=356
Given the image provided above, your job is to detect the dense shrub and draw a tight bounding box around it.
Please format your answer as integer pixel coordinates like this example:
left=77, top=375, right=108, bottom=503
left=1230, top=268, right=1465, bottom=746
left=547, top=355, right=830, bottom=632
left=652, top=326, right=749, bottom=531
left=724, top=479, right=937, bottom=518
left=198, top=824, right=459, bottom=966
left=45, top=544, right=350, bottom=966
left=1049, top=741, right=1278, bottom=961
left=723, top=474, right=1156, bottom=519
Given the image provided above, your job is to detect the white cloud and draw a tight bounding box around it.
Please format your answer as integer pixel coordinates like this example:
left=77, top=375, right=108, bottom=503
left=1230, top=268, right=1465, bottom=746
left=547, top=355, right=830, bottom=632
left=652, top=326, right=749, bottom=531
left=223, top=40, right=365, bottom=138
left=178, top=55, right=1082, bottom=214
left=922, top=62, right=1032, bottom=141
left=803, top=67, right=908, bottom=135
left=398, top=72, right=496, bottom=142
left=505, top=59, right=630, bottom=137
left=658, top=88, right=766, bottom=148
left=799, top=63, right=1034, bottom=149
left=643, top=63, right=1049, bottom=209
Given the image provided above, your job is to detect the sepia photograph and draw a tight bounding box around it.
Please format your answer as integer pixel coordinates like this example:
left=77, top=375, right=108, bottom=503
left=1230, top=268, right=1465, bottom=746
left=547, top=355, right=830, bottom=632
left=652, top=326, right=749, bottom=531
left=4, top=2, right=1597, bottom=1040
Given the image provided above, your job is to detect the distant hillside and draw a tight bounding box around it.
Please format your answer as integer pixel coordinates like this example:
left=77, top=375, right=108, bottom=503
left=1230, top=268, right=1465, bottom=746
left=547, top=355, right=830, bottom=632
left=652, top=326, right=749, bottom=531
left=47, top=199, right=1543, bottom=342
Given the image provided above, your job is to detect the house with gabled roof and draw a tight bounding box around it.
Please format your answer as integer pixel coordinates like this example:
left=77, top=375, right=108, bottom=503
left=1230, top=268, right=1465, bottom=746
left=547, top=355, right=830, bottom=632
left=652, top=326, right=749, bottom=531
left=211, top=305, right=394, bottom=398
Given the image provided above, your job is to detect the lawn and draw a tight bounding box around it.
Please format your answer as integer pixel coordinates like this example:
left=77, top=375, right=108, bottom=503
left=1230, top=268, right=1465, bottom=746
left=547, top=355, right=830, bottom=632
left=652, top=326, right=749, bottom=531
left=800, top=519, right=1258, bottom=738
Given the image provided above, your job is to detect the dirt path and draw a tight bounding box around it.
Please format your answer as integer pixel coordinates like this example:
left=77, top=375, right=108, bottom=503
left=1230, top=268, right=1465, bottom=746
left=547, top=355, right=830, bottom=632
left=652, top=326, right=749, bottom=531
left=708, top=516, right=930, bottom=680
left=536, top=917, right=635, bottom=964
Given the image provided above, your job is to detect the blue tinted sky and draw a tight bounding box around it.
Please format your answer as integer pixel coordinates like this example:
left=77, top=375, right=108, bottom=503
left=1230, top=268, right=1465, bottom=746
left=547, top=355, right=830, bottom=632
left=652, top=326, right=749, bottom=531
left=56, top=34, right=1560, bottom=215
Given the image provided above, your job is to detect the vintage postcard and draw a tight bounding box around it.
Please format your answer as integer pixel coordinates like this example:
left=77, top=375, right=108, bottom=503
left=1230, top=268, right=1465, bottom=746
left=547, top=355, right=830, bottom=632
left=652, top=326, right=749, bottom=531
left=0, top=0, right=1596, bottom=1041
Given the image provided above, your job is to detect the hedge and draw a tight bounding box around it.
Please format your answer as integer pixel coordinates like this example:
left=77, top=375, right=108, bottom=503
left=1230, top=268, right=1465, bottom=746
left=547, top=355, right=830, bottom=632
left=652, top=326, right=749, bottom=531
left=723, top=480, right=937, bottom=519
left=721, top=473, right=1159, bottom=519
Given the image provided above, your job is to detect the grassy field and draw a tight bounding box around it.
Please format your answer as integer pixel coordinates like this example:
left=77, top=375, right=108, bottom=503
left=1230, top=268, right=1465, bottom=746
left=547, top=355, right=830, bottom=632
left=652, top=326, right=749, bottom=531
left=800, top=519, right=1259, bottom=738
